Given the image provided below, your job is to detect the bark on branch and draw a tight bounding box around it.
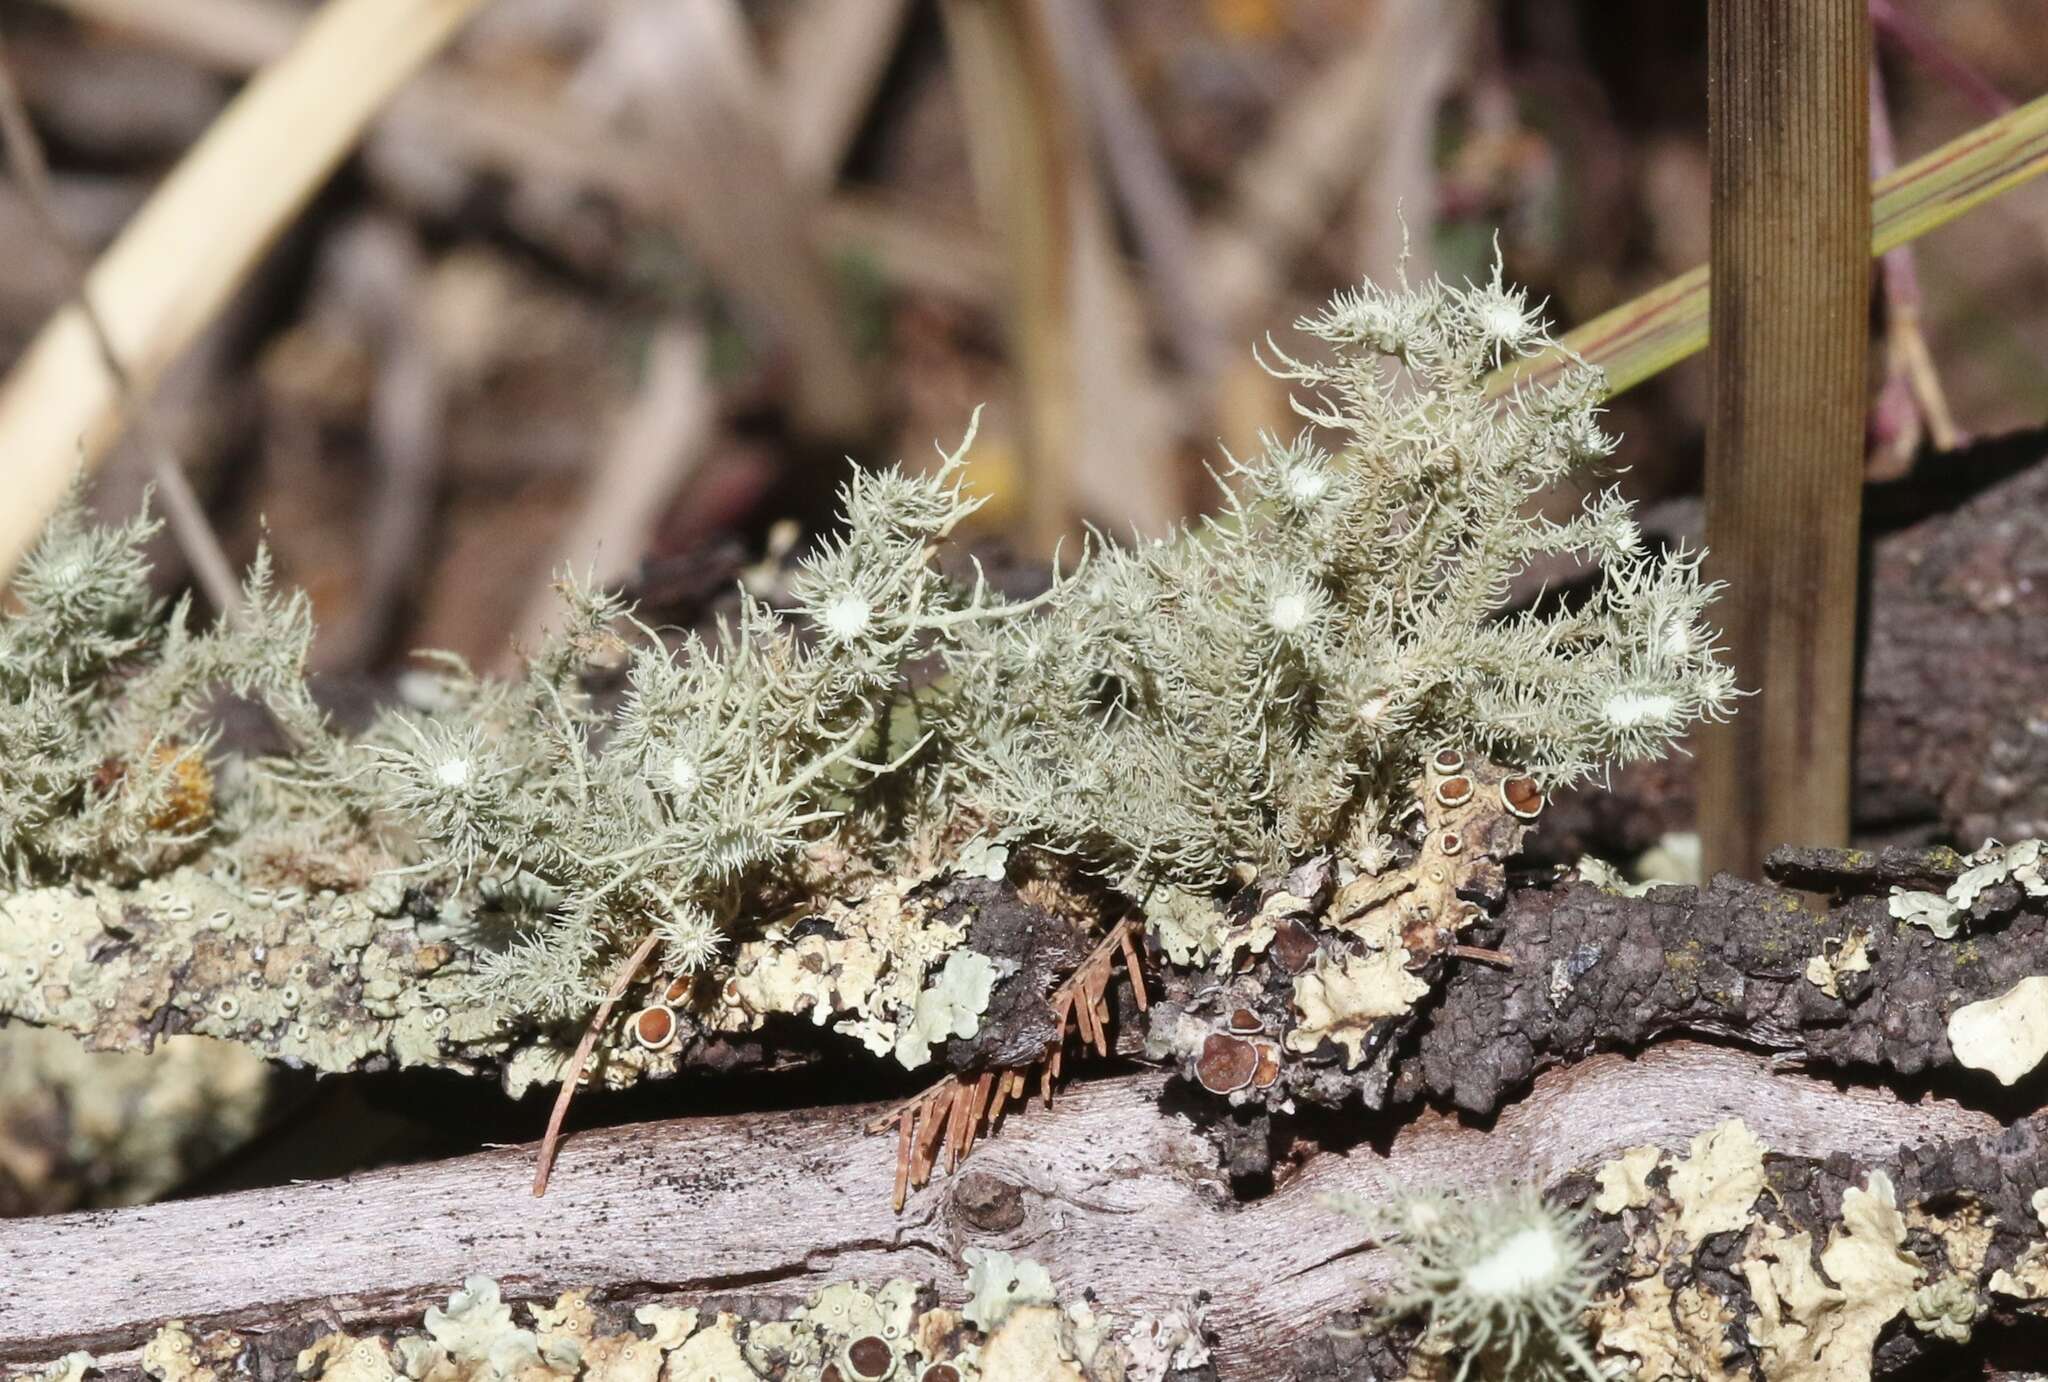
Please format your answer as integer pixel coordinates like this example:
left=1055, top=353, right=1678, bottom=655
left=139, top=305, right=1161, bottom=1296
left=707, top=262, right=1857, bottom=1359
left=0, top=1043, right=2004, bottom=1379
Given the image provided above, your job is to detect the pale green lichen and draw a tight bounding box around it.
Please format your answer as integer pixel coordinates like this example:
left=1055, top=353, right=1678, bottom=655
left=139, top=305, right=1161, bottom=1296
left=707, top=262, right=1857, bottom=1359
left=1906, top=1275, right=1983, bottom=1344
left=1325, top=1182, right=1603, bottom=1381
left=403, top=1278, right=543, bottom=1382
left=0, top=863, right=524, bottom=1085
left=894, top=948, right=1003, bottom=1068
left=962, top=1248, right=1060, bottom=1332
left=174, top=1269, right=1150, bottom=1382
left=709, top=870, right=975, bottom=1066
left=23, top=1354, right=94, bottom=1382
left=2, top=264, right=1729, bottom=1056
left=1574, top=855, right=1658, bottom=897
left=1286, top=947, right=1430, bottom=1068
left=949, top=265, right=1732, bottom=890
left=1889, top=887, right=1961, bottom=939
left=1892, top=838, right=2048, bottom=939
left=1141, top=887, right=1230, bottom=968
left=0, top=501, right=323, bottom=884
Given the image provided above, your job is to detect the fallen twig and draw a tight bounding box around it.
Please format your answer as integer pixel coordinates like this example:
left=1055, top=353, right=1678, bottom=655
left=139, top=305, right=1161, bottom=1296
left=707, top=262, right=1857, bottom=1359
left=532, top=930, right=662, bottom=1197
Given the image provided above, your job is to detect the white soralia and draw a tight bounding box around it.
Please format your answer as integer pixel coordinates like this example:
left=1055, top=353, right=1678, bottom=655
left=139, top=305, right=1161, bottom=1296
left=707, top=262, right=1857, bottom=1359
left=819, top=592, right=873, bottom=643
left=1477, top=298, right=1532, bottom=347
left=1269, top=593, right=1313, bottom=634
left=1602, top=690, right=1677, bottom=729
left=1284, top=465, right=1331, bottom=504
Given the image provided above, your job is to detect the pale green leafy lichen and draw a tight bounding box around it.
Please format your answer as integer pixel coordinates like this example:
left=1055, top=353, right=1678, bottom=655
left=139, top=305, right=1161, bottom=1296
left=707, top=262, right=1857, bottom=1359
left=402, top=1278, right=542, bottom=1382
left=894, top=947, right=1003, bottom=1068
left=1892, top=838, right=2048, bottom=940
left=261, top=1271, right=1149, bottom=1382
left=963, top=1248, right=1061, bottom=1332
left=1906, top=1275, right=1983, bottom=1344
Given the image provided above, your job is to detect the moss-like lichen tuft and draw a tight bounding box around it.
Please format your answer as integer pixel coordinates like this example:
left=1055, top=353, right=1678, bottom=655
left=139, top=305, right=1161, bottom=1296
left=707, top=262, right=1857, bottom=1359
left=2, top=264, right=1732, bottom=1038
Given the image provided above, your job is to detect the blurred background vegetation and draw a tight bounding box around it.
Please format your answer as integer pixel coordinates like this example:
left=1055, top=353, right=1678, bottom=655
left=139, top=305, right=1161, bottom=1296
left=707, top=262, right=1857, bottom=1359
left=1, top=0, right=2045, bottom=1215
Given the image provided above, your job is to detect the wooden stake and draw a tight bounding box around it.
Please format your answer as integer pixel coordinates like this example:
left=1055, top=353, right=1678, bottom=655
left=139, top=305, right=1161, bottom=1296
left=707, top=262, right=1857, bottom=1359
left=1698, top=0, right=1872, bottom=879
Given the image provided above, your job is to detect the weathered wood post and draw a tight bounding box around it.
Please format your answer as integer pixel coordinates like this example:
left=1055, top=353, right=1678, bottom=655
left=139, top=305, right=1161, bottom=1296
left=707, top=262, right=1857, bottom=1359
left=1699, top=1, right=1873, bottom=879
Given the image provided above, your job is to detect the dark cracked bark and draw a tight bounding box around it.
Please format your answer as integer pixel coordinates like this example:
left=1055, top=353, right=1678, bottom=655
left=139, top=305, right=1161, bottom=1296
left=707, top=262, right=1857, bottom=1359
left=1396, top=860, right=2047, bottom=1115
left=1137, top=837, right=2046, bottom=1141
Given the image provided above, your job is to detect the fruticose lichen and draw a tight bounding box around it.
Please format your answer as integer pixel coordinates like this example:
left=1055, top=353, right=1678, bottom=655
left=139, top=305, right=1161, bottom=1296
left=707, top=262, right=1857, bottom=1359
left=0, top=265, right=1730, bottom=1092
left=0, top=500, right=322, bottom=883
left=1325, top=1183, right=1604, bottom=1380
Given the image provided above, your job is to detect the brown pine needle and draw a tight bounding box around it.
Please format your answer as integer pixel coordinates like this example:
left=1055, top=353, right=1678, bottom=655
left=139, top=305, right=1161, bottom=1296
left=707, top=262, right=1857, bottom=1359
left=916, top=1084, right=948, bottom=1165
left=945, top=1081, right=969, bottom=1173
left=962, top=1070, right=995, bottom=1158
left=866, top=917, right=1148, bottom=1205
left=1119, top=926, right=1149, bottom=1009
left=892, top=1108, right=913, bottom=1211
left=1072, top=982, right=1097, bottom=1051
left=532, top=929, right=662, bottom=1196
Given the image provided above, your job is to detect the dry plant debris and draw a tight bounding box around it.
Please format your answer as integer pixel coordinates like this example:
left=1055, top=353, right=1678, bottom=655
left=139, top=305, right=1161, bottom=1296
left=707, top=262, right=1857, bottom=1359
left=867, top=918, right=1147, bottom=1210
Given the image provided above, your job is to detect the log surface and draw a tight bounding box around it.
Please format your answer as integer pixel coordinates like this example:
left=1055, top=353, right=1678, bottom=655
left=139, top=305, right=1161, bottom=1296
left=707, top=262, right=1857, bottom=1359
left=0, top=1042, right=1998, bottom=1378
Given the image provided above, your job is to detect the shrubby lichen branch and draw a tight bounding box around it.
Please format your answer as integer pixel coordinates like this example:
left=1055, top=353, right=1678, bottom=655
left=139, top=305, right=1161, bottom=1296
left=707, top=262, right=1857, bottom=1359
left=0, top=498, right=319, bottom=883
left=1, top=264, right=1732, bottom=1035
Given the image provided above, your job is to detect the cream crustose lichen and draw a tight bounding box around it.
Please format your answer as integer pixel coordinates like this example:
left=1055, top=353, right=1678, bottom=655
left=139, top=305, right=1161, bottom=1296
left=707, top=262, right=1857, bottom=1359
left=2, top=263, right=1732, bottom=1030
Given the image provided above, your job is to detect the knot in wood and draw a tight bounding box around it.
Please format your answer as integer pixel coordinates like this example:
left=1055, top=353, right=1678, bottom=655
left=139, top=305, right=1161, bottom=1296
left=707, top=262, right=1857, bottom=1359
left=950, top=1168, right=1026, bottom=1232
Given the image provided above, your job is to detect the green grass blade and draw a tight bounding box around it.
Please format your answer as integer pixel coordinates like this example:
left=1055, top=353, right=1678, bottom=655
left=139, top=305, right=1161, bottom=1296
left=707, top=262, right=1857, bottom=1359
left=1488, top=91, right=2048, bottom=400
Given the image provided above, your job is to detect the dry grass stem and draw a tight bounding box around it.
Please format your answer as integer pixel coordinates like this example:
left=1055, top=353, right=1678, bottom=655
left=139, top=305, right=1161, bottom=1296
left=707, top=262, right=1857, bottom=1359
left=0, top=0, right=492, bottom=584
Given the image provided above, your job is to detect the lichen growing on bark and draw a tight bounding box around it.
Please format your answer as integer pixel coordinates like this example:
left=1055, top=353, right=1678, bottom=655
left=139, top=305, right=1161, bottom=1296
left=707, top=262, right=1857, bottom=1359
left=8, top=1266, right=1208, bottom=1382
left=0, top=267, right=1731, bottom=1110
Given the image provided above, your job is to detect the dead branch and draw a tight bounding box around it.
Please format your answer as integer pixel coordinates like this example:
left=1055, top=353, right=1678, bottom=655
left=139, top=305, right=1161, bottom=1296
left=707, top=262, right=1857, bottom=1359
left=0, top=1043, right=2000, bottom=1378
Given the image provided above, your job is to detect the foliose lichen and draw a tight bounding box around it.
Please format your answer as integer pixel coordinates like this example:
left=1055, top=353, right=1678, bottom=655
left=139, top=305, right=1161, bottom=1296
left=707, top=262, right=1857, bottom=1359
left=1890, top=837, right=2048, bottom=939
left=25, top=1267, right=1186, bottom=1382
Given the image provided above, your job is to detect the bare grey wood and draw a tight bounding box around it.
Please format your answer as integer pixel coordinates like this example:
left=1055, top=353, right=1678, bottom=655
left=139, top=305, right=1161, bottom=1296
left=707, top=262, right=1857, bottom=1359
left=0, top=1042, right=1995, bottom=1378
